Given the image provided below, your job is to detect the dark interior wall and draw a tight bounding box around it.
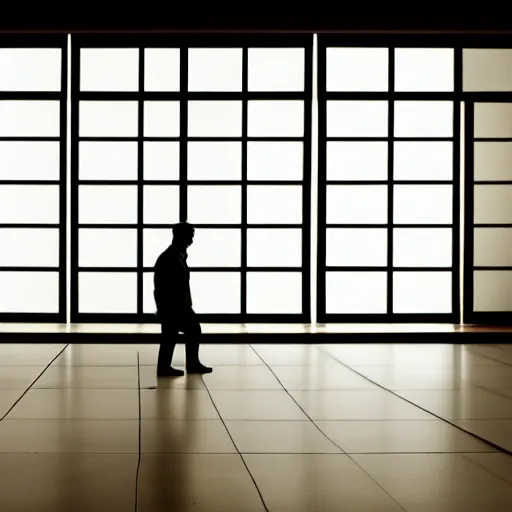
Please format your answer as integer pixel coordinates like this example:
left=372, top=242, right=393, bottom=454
left=1, top=6, right=511, bottom=33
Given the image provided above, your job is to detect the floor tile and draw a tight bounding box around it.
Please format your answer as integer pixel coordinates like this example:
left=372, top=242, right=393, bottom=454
left=290, top=390, right=434, bottom=420
left=397, top=389, right=512, bottom=419
left=463, top=453, right=512, bottom=486
left=225, top=421, right=341, bottom=453
left=271, top=364, right=376, bottom=390
left=243, top=454, right=405, bottom=511
left=209, top=390, right=308, bottom=420
left=0, top=419, right=138, bottom=453
left=461, top=366, right=512, bottom=392
left=202, top=365, right=282, bottom=390
left=137, top=454, right=265, bottom=512
left=353, top=453, right=512, bottom=512
left=0, top=454, right=137, bottom=512
left=6, top=389, right=139, bottom=419
left=141, top=420, right=236, bottom=453
left=139, top=366, right=206, bottom=389
left=252, top=344, right=333, bottom=365
left=452, top=419, right=512, bottom=451
left=140, top=389, right=219, bottom=420
left=0, top=390, right=23, bottom=417
left=52, top=344, right=137, bottom=366
left=34, top=366, right=138, bottom=389
left=138, top=343, right=263, bottom=366
left=316, top=420, right=495, bottom=453
left=0, top=344, right=66, bottom=366
left=0, top=366, right=45, bottom=389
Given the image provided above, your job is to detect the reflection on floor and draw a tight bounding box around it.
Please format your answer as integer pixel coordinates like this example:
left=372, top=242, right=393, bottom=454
left=0, top=342, right=511, bottom=511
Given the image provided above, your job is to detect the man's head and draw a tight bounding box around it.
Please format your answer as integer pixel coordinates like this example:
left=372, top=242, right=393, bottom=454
left=172, top=222, right=195, bottom=250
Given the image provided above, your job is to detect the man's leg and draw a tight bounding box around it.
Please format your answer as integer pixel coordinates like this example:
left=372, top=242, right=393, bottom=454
left=182, top=312, right=212, bottom=374
left=157, top=322, right=184, bottom=377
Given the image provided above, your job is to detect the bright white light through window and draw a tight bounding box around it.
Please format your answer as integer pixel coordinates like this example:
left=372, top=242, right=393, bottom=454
left=143, top=185, right=180, bottom=224
left=326, top=228, right=387, bottom=267
left=79, top=142, right=138, bottom=181
left=327, top=101, right=388, bottom=137
left=187, top=186, right=241, bottom=224
left=247, top=142, right=303, bottom=181
left=79, top=101, right=138, bottom=137
left=190, top=272, right=241, bottom=314
left=188, top=142, right=241, bottom=181
left=247, top=272, right=302, bottom=314
left=247, top=229, right=302, bottom=267
left=79, top=186, right=137, bottom=225
left=187, top=101, right=242, bottom=137
left=327, top=142, right=388, bottom=181
left=0, top=141, right=60, bottom=181
left=144, top=48, right=180, bottom=92
left=0, top=185, right=59, bottom=224
left=143, top=142, right=180, bottom=181
left=0, top=101, right=60, bottom=137
left=188, top=48, right=242, bottom=92
left=144, top=101, right=180, bottom=137
left=248, top=101, right=304, bottom=137
left=79, top=229, right=137, bottom=268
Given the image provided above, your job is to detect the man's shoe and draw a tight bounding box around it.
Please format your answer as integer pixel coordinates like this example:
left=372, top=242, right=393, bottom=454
left=186, top=363, right=213, bottom=374
left=157, top=367, right=185, bottom=377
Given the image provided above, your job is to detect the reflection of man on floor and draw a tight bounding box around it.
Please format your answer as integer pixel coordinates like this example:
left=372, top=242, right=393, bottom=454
left=154, top=222, right=212, bottom=377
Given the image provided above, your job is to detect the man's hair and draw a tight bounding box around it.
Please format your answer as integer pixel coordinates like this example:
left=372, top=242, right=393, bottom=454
left=172, top=222, right=195, bottom=237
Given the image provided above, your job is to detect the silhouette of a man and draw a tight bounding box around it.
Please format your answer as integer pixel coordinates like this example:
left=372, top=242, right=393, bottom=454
left=153, top=222, right=212, bottom=376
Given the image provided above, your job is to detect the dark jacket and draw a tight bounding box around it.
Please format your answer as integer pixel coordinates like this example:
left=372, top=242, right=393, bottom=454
left=153, top=245, right=193, bottom=318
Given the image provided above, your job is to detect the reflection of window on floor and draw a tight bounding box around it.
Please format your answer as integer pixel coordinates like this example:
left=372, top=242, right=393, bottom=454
left=320, top=43, right=457, bottom=320
left=0, top=42, right=66, bottom=319
left=73, top=37, right=311, bottom=321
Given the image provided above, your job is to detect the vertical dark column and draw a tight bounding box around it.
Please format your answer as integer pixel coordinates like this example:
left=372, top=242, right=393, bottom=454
left=136, top=47, right=144, bottom=318
left=316, top=39, right=327, bottom=323
left=386, top=47, right=395, bottom=316
left=241, top=47, right=248, bottom=320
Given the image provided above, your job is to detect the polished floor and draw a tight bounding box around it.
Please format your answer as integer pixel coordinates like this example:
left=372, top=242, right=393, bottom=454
left=0, top=342, right=511, bottom=511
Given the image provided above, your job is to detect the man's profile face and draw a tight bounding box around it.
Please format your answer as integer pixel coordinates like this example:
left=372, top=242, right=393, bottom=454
left=183, top=229, right=195, bottom=248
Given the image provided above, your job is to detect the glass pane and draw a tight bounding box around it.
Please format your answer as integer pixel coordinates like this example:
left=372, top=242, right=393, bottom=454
left=188, top=228, right=241, bottom=267
left=0, top=101, right=59, bottom=137
left=79, top=101, right=138, bottom=137
left=0, top=142, right=60, bottom=181
left=188, top=48, right=242, bottom=92
left=143, top=186, right=180, bottom=224
left=144, top=48, right=180, bottom=92
left=247, top=186, right=302, bottom=224
left=394, top=142, right=453, bottom=181
left=143, top=272, right=156, bottom=314
left=79, top=185, right=137, bottom=224
left=393, top=271, right=451, bottom=313
left=190, top=272, right=240, bottom=313
left=247, top=229, right=302, bottom=267
left=247, top=142, right=303, bottom=181
left=144, top=101, right=180, bottom=137
left=79, top=272, right=137, bottom=313
left=474, top=271, right=512, bottom=311
left=0, top=185, right=59, bottom=224
left=248, top=101, right=304, bottom=137
left=79, top=142, right=138, bottom=181
left=248, top=48, right=304, bottom=91
left=326, top=47, right=388, bottom=92
left=143, top=229, right=173, bottom=268
left=79, top=229, right=137, bottom=267
left=0, top=228, right=59, bottom=267
left=394, top=185, right=453, bottom=225
left=80, top=48, right=138, bottom=91
left=474, top=228, right=512, bottom=266
left=474, top=185, right=512, bottom=224
left=327, top=142, right=388, bottom=181
left=188, top=186, right=241, bottom=224
left=395, top=48, right=454, bottom=92
left=143, top=142, right=180, bottom=181
left=187, top=101, right=242, bottom=137
left=188, top=142, right=241, bottom=180
left=326, top=185, right=388, bottom=224
left=0, top=272, right=59, bottom=313
left=326, top=228, right=387, bottom=267
left=475, top=142, right=512, bottom=181
left=247, top=272, right=302, bottom=314
left=327, top=101, right=388, bottom=137
left=326, top=271, right=387, bottom=314
left=474, top=103, right=512, bottom=138
left=394, top=101, right=453, bottom=138
left=0, top=48, right=61, bottom=91
left=393, top=228, right=452, bottom=267
left=464, top=49, right=512, bottom=92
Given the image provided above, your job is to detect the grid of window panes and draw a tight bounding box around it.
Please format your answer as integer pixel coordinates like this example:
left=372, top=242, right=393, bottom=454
left=317, top=37, right=459, bottom=322
left=463, top=46, right=512, bottom=323
left=0, top=36, right=67, bottom=321
left=71, top=35, right=312, bottom=322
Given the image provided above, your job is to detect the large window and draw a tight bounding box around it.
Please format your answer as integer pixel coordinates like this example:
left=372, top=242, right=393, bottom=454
left=71, top=35, right=312, bottom=322
left=0, top=36, right=67, bottom=321
left=317, top=36, right=460, bottom=322
left=463, top=43, right=512, bottom=323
